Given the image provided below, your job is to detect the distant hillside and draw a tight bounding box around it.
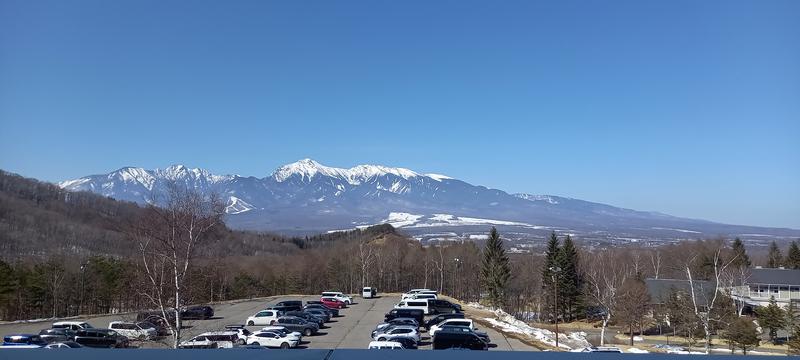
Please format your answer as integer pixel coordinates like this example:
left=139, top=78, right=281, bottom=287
left=0, top=170, right=397, bottom=260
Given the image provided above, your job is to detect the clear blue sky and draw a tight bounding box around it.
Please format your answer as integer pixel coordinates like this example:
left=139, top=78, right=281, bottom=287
left=1, top=0, right=798, bottom=228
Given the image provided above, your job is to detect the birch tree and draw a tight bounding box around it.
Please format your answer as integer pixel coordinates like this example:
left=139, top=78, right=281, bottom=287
left=585, top=250, right=629, bottom=345
left=684, top=247, right=737, bottom=354
left=130, top=185, right=224, bottom=348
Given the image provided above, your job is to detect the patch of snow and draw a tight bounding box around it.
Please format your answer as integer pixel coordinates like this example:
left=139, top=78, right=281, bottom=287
left=515, top=193, right=561, bottom=204
left=426, top=173, right=453, bottom=182
left=272, top=159, right=422, bottom=184
left=651, top=227, right=701, bottom=234
left=380, top=212, right=424, bottom=228
left=225, top=196, right=255, bottom=214
left=627, top=347, right=649, bottom=354
left=469, top=234, right=490, bottom=240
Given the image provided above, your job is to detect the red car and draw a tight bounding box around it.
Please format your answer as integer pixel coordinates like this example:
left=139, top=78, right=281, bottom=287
left=320, top=297, right=346, bottom=309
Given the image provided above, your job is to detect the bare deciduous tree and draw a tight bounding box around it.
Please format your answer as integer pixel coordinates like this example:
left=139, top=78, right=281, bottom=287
left=129, top=185, right=224, bottom=348
left=585, top=250, right=629, bottom=345
left=685, top=247, right=737, bottom=354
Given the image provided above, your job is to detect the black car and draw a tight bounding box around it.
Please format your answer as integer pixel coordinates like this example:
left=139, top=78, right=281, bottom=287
left=438, top=325, right=490, bottom=343
left=304, top=308, right=331, bottom=322
left=384, top=308, right=424, bottom=326
left=285, top=311, right=325, bottom=326
left=74, top=329, right=129, bottom=348
left=39, top=328, right=74, bottom=343
left=137, top=311, right=176, bottom=327
left=425, top=313, right=465, bottom=329
left=432, top=329, right=488, bottom=350
left=182, top=305, right=214, bottom=320
left=138, top=321, right=169, bottom=337
left=304, top=303, right=339, bottom=317
left=386, top=336, right=418, bottom=349
left=428, top=299, right=462, bottom=314
left=272, top=300, right=303, bottom=312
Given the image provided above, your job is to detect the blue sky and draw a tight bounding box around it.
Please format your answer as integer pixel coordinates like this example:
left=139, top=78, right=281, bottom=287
left=1, top=0, right=798, bottom=228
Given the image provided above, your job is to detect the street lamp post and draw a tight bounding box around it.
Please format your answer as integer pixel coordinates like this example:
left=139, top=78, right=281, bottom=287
left=79, top=262, right=86, bottom=315
left=453, top=258, right=461, bottom=299
left=549, top=266, right=562, bottom=349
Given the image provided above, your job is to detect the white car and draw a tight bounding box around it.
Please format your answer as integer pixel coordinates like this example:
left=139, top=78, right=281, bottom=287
left=108, top=321, right=157, bottom=340
left=321, top=291, right=353, bottom=305
left=429, top=318, right=476, bottom=337
left=51, top=321, right=93, bottom=331
left=411, top=293, right=438, bottom=301
left=368, top=341, right=404, bottom=349
left=178, top=332, right=237, bottom=349
left=395, top=300, right=431, bottom=315
left=400, top=289, right=432, bottom=300
left=260, top=326, right=302, bottom=342
left=371, top=326, right=420, bottom=343
left=246, top=330, right=299, bottom=349
left=246, top=310, right=281, bottom=326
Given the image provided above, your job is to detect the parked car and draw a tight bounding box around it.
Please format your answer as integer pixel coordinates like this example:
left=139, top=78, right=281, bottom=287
left=303, top=308, right=331, bottom=322
left=411, top=293, right=438, bottom=301
left=44, top=341, right=84, bottom=349
left=223, top=325, right=253, bottom=345
left=429, top=318, right=481, bottom=337
left=3, top=334, right=47, bottom=347
left=368, top=340, right=404, bottom=349
left=285, top=311, right=325, bottom=326
left=52, top=321, right=94, bottom=331
left=432, top=328, right=488, bottom=350
left=320, top=297, right=346, bottom=309
left=275, top=316, right=319, bottom=336
left=73, top=329, right=129, bottom=348
left=394, top=300, right=431, bottom=315
left=246, top=330, right=298, bottom=349
left=385, top=336, right=418, bottom=349
left=259, top=326, right=302, bottom=342
left=39, top=328, right=74, bottom=343
left=321, top=291, right=353, bottom=305
left=108, top=321, right=157, bottom=340
left=425, top=313, right=465, bottom=329
left=428, top=299, right=462, bottom=314
left=375, top=317, right=419, bottom=331
left=138, top=321, right=170, bottom=337
left=304, top=303, right=339, bottom=317
left=437, top=325, right=490, bottom=343
left=246, top=309, right=282, bottom=326
left=272, top=300, right=303, bottom=312
left=136, top=311, right=176, bottom=328
left=362, top=287, right=377, bottom=298
left=178, top=332, right=237, bottom=349
left=401, top=289, right=432, bottom=299
left=372, top=325, right=420, bottom=343
left=181, top=305, right=214, bottom=320
left=384, top=308, right=424, bottom=325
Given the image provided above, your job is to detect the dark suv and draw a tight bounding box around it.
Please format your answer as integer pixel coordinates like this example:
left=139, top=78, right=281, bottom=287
left=182, top=305, right=214, bottom=320
left=275, top=316, right=319, bottom=336
left=74, top=329, right=129, bottom=348
left=285, top=311, right=325, bottom=326
left=428, top=299, right=462, bottom=314
left=271, top=301, right=303, bottom=312
left=432, top=329, right=488, bottom=350
left=385, top=308, right=424, bottom=326
left=425, top=313, right=466, bottom=329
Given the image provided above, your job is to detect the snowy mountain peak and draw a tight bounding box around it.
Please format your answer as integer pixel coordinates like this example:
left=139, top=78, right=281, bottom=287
left=271, top=159, right=420, bottom=184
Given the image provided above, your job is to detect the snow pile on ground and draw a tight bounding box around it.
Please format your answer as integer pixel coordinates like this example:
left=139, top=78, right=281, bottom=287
left=632, top=335, right=644, bottom=342
left=465, top=302, right=590, bottom=350
left=627, top=347, right=650, bottom=353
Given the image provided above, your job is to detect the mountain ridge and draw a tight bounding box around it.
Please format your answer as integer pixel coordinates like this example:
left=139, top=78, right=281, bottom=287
left=58, top=159, right=800, bottom=244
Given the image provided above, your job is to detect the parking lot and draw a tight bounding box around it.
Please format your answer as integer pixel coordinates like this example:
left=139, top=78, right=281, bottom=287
left=0, top=294, right=537, bottom=351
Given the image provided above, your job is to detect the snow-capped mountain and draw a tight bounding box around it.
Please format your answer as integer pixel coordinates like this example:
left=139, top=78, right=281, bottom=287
left=59, top=159, right=800, bottom=243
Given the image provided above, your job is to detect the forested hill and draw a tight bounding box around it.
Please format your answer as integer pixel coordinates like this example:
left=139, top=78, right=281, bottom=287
left=0, top=169, right=397, bottom=261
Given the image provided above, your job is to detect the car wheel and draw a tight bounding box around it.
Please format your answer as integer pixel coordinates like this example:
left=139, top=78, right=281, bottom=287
left=247, top=321, right=254, bottom=326
left=238, top=339, right=246, bottom=345
left=138, top=334, right=146, bottom=341
left=252, top=342, right=260, bottom=346
left=280, top=342, right=289, bottom=349
left=378, top=337, right=386, bottom=341
left=451, top=309, right=457, bottom=314
left=304, top=328, right=312, bottom=337
left=270, top=320, right=276, bottom=325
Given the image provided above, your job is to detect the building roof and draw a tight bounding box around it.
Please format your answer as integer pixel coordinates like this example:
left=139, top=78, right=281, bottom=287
left=749, top=268, right=800, bottom=286
left=645, top=278, right=716, bottom=306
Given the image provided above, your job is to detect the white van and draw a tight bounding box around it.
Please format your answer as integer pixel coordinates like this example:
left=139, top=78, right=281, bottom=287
left=362, top=287, right=377, bottom=298
left=400, top=288, right=432, bottom=300
left=412, top=293, right=437, bottom=300
left=395, top=300, right=431, bottom=315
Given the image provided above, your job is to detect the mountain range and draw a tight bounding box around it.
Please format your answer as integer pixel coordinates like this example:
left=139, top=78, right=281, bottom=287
left=59, top=159, right=800, bottom=245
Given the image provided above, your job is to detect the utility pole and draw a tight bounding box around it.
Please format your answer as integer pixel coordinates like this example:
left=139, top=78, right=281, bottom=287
left=550, top=266, right=561, bottom=349
left=79, top=262, right=86, bottom=315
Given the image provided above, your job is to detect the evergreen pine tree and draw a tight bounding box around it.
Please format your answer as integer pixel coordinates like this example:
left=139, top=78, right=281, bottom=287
left=767, top=241, right=783, bottom=268
left=730, top=238, right=751, bottom=268
left=722, top=317, right=760, bottom=355
left=756, top=296, right=786, bottom=344
left=542, top=232, right=561, bottom=322
left=557, top=235, right=582, bottom=321
left=786, top=241, right=800, bottom=270
left=480, top=227, right=511, bottom=309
